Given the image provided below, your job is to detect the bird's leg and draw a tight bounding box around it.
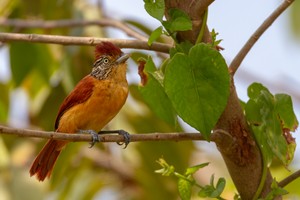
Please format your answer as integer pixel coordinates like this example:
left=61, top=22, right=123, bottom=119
left=78, top=129, right=100, bottom=148
left=98, top=130, right=131, bottom=148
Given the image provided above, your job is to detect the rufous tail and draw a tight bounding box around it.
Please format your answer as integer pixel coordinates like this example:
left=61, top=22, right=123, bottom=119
left=29, top=139, right=66, bottom=181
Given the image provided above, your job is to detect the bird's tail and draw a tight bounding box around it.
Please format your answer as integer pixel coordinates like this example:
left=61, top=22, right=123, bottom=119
left=29, top=139, right=66, bottom=181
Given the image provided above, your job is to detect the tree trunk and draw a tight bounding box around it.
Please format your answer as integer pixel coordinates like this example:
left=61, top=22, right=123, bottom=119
left=164, top=1, right=277, bottom=199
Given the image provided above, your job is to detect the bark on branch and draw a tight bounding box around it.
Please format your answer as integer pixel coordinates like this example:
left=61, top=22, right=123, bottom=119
left=0, top=32, right=172, bottom=53
left=278, top=169, right=300, bottom=188
left=0, top=125, right=205, bottom=143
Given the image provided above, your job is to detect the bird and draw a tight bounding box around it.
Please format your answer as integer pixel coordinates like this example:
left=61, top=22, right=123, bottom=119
left=29, top=42, right=130, bottom=181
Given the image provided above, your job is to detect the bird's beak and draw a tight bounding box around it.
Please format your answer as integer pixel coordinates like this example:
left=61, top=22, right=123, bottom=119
left=116, top=53, right=130, bottom=64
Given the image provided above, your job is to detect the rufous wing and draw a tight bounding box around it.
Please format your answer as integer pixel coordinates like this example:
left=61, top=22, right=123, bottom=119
left=55, top=75, right=95, bottom=130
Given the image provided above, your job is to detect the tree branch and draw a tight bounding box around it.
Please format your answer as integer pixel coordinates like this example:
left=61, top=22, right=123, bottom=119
left=0, top=125, right=205, bottom=144
left=0, top=32, right=171, bottom=53
left=229, top=0, right=295, bottom=75
left=164, top=0, right=214, bottom=44
left=0, top=18, right=148, bottom=41
left=278, top=169, right=300, bottom=188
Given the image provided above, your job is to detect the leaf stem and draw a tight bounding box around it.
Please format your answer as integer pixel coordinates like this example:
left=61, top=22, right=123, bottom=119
left=196, top=9, right=208, bottom=44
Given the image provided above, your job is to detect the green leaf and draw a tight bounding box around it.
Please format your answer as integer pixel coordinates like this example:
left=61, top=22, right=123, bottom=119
left=0, top=83, right=9, bottom=122
left=185, top=162, right=209, bottom=176
left=244, top=99, right=262, bottom=125
left=262, top=179, right=288, bottom=200
left=139, top=57, right=177, bottom=126
left=198, top=176, right=226, bottom=198
left=34, top=44, right=53, bottom=81
left=164, top=43, right=230, bottom=138
left=155, top=158, right=175, bottom=176
left=10, top=43, right=52, bottom=86
left=148, top=26, right=164, bottom=45
left=143, top=0, right=165, bottom=21
left=247, top=82, right=268, bottom=99
left=247, top=89, right=287, bottom=165
left=142, top=56, right=157, bottom=72
left=274, top=94, right=298, bottom=130
left=210, top=29, right=223, bottom=48
left=178, top=177, right=192, bottom=200
left=198, top=185, right=215, bottom=198
left=34, top=82, right=66, bottom=130
left=251, top=125, right=274, bottom=166
left=10, top=42, right=35, bottom=86
left=245, top=83, right=298, bottom=166
left=162, top=8, right=192, bottom=33
left=212, top=178, right=226, bottom=198
left=170, top=41, right=193, bottom=57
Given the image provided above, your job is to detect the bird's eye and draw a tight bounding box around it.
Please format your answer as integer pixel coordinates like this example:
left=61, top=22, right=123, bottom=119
left=103, top=58, right=109, bottom=63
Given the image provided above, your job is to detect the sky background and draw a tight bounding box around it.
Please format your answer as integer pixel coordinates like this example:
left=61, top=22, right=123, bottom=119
left=0, top=0, right=299, bottom=166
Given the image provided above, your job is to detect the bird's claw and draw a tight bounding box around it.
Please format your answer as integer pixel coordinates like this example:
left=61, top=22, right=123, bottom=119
left=79, top=129, right=100, bottom=148
left=98, top=129, right=131, bottom=148
left=116, top=130, right=131, bottom=149
left=79, top=129, right=130, bottom=148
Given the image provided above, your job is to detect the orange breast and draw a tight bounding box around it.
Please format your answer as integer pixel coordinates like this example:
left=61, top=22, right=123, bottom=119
left=57, top=77, right=128, bottom=133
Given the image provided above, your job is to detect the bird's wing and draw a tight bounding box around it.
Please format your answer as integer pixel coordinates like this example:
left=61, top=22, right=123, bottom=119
left=55, top=75, right=95, bottom=130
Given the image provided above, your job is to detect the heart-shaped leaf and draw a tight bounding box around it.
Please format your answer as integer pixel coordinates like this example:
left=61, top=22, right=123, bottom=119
left=164, top=43, right=230, bottom=138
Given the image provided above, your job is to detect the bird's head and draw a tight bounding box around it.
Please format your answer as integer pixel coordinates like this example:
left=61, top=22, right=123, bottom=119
left=91, top=42, right=130, bottom=80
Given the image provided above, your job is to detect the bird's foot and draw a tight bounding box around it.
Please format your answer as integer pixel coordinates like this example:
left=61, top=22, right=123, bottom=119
left=79, top=129, right=100, bottom=148
left=116, top=130, right=131, bottom=148
left=98, top=130, right=131, bottom=149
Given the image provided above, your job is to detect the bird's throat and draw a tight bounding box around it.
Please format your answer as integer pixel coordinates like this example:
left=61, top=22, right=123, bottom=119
left=91, top=67, right=112, bottom=80
left=91, top=63, right=127, bottom=84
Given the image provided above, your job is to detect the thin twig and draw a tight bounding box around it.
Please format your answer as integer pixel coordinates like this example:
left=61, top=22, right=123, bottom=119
left=0, top=125, right=205, bottom=143
left=278, top=169, right=300, bottom=188
left=229, top=0, right=295, bottom=75
left=0, top=32, right=171, bottom=53
left=0, top=18, right=148, bottom=41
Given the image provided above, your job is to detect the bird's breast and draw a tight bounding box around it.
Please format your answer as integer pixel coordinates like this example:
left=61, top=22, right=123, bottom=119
left=58, top=78, right=128, bottom=132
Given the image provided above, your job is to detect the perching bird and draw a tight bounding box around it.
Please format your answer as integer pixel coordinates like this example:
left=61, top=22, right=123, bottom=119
left=30, top=42, right=130, bottom=181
